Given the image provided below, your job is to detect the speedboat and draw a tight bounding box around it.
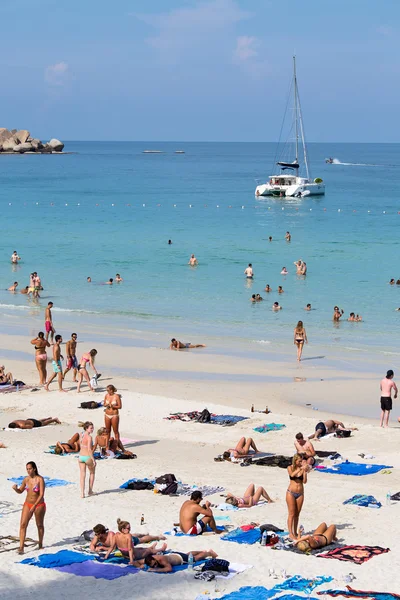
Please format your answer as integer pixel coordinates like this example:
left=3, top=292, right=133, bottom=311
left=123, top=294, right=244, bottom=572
left=255, top=57, right=325, bottom=198
left=325, top=158, right=334, bottom=164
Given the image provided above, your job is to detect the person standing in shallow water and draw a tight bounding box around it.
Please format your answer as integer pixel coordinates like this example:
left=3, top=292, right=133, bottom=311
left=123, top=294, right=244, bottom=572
left=294, top=321, right=307, bottom=362
left=380, top=369, right=397, bottom=428
left=12, top=461, right=46, bottom=554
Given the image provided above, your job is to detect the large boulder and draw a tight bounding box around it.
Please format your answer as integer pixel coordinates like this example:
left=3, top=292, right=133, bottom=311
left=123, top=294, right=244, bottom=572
left=41, top=145, right=53, bottom=153
left=31, top=138, right=43, bottom=151
left=2, top=138, right=18, bottom=152
left=47, top=138, right=64, bottom=152
left=14, top=142, right=33, bottom=153
left=11, top=129, right=17, bottom=134
left=0, top=128, right=12, bottom=143
left=15, top=130, right=30, bottom=144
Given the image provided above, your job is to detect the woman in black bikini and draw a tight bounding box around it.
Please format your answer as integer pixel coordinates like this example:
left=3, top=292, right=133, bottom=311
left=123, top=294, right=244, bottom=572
left=293, top=321, right=307, bottom=362
left=286, top=454, right=307, bottom=540
left=295, top=522, right=337, bottom=552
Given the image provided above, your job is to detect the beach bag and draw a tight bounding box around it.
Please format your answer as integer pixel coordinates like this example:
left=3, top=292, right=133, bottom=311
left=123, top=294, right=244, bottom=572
left=197, top=408, right=211, bottom=423
left=201, top=558, right=230, bottom=573
left=155, top=473, right=178, bottom=495
left=80, top=401, right=99, bottom=409
left=127, top=481, right=154, bottom=491
left=260, top=524, right=284, bottom=534
left=336, top=429, right=351, bottom=438
left=81, top=529, right=94, bottom=542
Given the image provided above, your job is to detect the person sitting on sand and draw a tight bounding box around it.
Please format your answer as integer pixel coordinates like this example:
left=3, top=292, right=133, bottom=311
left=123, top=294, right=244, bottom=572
left=90, top=523, right=166, bottom=553
left=225, top=483, right=273, bottom=507
left=223, top=436, right=259, bottom=460
left=170, top=338, right=206, bottom=350
left=103, top=518, right=167, bottom=566
left=308, top=419, right=358, bottom=440
left=0, top=365, right=14, bottom=385
left=295, top=522, right=337, bottom=552
left=54, top=433, right=80, bottom=454
left=294, top=432, right=316, bottom=466
left=144, top=549, right=218, bottom=572
left=93, top=427, right=135, bottom=458
left=179, top=491, right=222, bottom=536
left=8, top=417, right=61, bottom=429
left=8, top=282, right=18, bottom=292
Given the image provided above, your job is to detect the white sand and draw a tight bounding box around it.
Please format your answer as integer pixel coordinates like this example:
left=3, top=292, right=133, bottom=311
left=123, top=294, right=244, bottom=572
left=0, top=334, right=400, bottom=599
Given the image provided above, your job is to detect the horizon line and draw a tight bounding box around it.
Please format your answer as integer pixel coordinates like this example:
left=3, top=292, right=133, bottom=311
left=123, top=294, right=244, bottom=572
left=57, top=140, right=400, bottom=144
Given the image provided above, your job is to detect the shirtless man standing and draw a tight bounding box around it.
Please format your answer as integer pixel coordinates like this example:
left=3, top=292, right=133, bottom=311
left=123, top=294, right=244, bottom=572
left=188, top=254, right=198, bottom=266
left=11, top=251, right=21, bottom=264
left=179, top=491, right=221, bottom=535
left=45, top=302, right=55, bottom=342
left=294, top=432, right=316, bottom=466
left=380, top=369, right=398, bottom=428
left=170, top=338, right=206, bottom=350
left=64, top=333, right=78, bottom=382
left=45, top=335, right=66, bottom=392
left=244, top=263, right=253, bottom=278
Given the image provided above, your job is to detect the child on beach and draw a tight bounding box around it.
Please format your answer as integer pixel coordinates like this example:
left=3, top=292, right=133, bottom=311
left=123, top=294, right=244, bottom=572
left=103, top=519, right=166, bottom=566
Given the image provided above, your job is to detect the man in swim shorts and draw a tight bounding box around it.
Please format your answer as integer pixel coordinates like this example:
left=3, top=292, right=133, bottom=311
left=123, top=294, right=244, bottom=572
left=244, top=263, right=253, bottom=278
left=45, top=335, right=67, bottom=392
left=308, top=419, right=357, bottom=440
left=45, top=302, right=55, bottom=342
left=179, top=491, right=221, bottom=536
left=294, top=432, right=316, bottom=466
left=8, top=417, right=61, bottom=429
left=380, top=369, right=397, bottom=428
left=11, top=251, right=21, bottom=264
left=170, top=338, right=206, bottom=350
left=64, top=333, right=78, bottom=382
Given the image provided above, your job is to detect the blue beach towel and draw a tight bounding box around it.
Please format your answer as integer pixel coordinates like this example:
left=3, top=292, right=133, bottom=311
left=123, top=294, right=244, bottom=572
left=218, top=586, right=270, bottom=600
left=318, top=588, right=400, bottom=600
left=212, top=415, right=248, bottom=424
left=273, top=575, right=333, bottom=594
left=315, top=462, right=392, bottom=476
left=218, top=576, right=333, bottom=600
left=21, top=550, right=93, bottom=568
left=343, top=494, right=382, bottom=508
left=221, top=527, right=261, bottom=545
left=55, top=562, right=138, bottom=580
left=9, top=476, right=73, bottom=487
left=253, top=423, right=286, bottom=433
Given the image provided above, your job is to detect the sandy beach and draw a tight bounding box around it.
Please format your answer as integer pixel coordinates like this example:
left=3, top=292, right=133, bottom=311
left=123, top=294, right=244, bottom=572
left=1, top=325, right=399, bottom=599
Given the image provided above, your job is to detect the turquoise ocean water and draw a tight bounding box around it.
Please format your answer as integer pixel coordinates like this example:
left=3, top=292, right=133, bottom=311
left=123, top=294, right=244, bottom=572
left=1, top=141, right=400, bottom=362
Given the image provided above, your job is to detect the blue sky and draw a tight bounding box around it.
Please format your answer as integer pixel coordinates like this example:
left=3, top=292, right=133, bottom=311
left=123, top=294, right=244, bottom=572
left=1, top=0, right=399, bottom=142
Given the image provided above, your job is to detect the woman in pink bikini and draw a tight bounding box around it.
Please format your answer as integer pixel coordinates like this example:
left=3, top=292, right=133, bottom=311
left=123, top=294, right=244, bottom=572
left=225, top=483, right=274, bottom=507
left=77, top=349, right=98, bottom=393
left=12, top=461, right=46, bottom=554
left=286, top=454, right=308, bottom=540
left=30, top=332, right=50, bottom=385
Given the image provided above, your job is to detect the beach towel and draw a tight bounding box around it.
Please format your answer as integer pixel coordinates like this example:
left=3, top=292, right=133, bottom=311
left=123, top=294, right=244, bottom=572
left=21, top=550, right=94, bottom=568
left=273, top=575, right=333, bottom=594
left=315, top=450, right=340, bottom=458
left=221, top=527, right=261, bottom=545
left=177, top=484, right=225, bottom=496
left=254, top=455, right=292, bottom=468
left=317, top=585, right=400, bottom=600
left=318, top=545, right=390, bottom=565
left=253, top=423, right=286, bottom=433
left=54, top=562, right=138, bottom=580
left=218, top=586, right=269, bottom=600
left=8, top=476, right=73, bottom=487
left=343, top=494, right=381, bottom=508
left=165, top=411, right=247, bottom=426
left=315, top=462, right=392, bottom=476
left=120, top=477, right=155, bottom=489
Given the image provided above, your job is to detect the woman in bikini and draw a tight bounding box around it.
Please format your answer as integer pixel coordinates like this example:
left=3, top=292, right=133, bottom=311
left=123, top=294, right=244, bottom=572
left=294, top=320, right=307, bottom=362
left=225, top=483, right=274, bottom=507
left=12, top=461, right=46, bottom=554
left=295, top=522, right=337, bottom=553
left=103, top=384, right=124, bottom=452
left=222, top=437, right=259, bottom=461
left=30, top=332, right=50, bottom=385
left=54, top=433, right=80, bottom=454
left=93, top=427, right=133, bottom=457
left=286, top=454, right=307, bottom=540
left=0, top=365, right=14, bottom=384
left=103, top=519, right=167, bottom=566
left=77, top=349, right=98, bottom=393
left=78, top=421, right=96, bottom=498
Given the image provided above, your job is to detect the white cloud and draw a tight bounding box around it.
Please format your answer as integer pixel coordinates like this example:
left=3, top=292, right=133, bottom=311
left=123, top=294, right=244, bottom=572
left=234, top=36, right=258, bottom=62
left=45, top=62, right=69, bottom=86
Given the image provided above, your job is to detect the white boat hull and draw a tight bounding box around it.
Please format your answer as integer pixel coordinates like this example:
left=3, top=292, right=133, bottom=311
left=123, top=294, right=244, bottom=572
left=255, top=179, right=325, bottom=197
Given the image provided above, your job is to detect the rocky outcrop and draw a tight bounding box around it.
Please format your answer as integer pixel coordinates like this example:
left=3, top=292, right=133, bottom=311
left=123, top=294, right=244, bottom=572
left=0, top=127, right=65, bottom=154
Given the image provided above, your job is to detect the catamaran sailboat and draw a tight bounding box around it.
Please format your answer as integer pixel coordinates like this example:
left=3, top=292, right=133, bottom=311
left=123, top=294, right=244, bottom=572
left=255, top=57, right=325, bottom=198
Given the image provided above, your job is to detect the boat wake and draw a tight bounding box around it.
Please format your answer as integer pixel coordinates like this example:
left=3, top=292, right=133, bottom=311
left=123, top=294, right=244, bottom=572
left=326, top=158, right=392, bottom=167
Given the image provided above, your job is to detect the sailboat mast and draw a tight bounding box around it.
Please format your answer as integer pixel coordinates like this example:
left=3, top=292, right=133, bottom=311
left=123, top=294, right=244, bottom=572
left=293, top=56, right=299, bottom=168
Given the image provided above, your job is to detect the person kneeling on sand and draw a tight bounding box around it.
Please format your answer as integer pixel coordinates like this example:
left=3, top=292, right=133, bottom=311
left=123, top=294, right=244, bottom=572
left=8, top=417, right=61, bottom=429
left=90, top=523, right=165, bottom=553
left=179, top=491, right=222, bottom=535
left=295, top=522, right=337, bottom=552
left=223, top=436, right=259, bottom=461
left=103, top=518, right=167, bottom=566
left=225, top=483, right=273, bottom=507
left=144, top=549, right=218, bottom=572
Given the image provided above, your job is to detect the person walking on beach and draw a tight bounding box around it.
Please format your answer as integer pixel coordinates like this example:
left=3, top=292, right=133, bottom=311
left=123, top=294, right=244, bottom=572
left=64, top=333, right=78, bottom=382
left=77, top=349, right=98, bottom=392
left=79, top=421, right=96, bottom=498
left=45, top=335, right=66, bottom=392
left=294, top=321, right=307, bottom=362
left=103, top=384, right=124, bottom=452
left=244, top=263, right=253, bottom=278
left=380, top=369, right=397, bottom=428
left=30, top=332, right=50, bottom=385
left=286, top=454, right=307, bottom=540
left=179, top=491, right=222, bottom=535
left=44, top=302, right=55, bottom=342
left=12, top=461, right=46, bottom=554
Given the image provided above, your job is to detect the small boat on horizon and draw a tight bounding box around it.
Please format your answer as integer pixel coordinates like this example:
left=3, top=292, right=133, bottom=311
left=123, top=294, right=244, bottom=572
left=142, top=150, right=165, bottom=154
left=255, top=57, right=325, bottom=198
left=175, top=150, right=185, bottom=154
